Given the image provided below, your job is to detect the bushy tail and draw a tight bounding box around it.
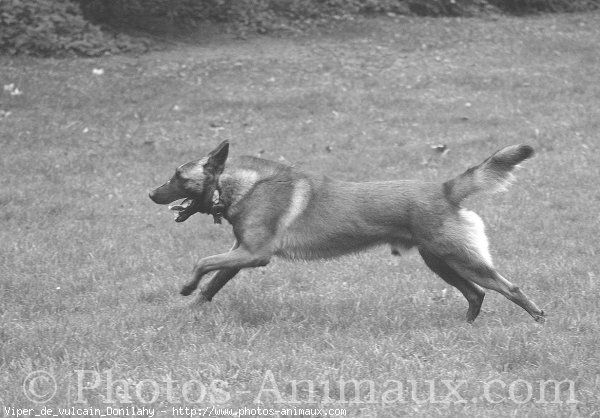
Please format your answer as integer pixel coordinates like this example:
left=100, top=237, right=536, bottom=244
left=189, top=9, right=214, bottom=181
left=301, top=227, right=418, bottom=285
left=443, top=145, right=534, bottom=205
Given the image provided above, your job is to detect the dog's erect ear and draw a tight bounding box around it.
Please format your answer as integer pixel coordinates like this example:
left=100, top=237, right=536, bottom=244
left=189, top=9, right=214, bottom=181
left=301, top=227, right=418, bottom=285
left=204, top=140, right=229, bottom=175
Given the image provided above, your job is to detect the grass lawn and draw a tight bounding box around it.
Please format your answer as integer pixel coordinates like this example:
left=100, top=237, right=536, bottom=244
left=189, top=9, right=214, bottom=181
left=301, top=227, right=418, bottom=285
left=1, top=12, right=600, bottom=418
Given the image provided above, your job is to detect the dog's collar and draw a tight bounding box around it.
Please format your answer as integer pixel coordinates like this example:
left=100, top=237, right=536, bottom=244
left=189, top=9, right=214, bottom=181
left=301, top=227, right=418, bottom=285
left=210, top=189, right=225, bottom=224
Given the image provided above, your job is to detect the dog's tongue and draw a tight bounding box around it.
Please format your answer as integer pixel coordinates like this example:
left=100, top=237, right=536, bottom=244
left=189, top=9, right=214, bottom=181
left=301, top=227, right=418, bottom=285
left=169, top=198, right=192, bottom=212
left=169, top=198, right=193, bottom=222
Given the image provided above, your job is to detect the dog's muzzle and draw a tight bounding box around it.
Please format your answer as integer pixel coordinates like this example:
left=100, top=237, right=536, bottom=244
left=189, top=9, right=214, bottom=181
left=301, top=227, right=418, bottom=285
left=149, top=181, right=186, bottom=205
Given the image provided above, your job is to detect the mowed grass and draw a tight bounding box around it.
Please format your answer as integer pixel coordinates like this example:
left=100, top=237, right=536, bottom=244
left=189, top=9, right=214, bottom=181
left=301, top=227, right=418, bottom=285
left=1, top=13, right=600, bottom=417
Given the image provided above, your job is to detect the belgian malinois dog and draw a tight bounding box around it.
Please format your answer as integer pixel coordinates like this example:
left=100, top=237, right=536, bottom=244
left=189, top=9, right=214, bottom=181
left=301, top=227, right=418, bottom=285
left=149, top=141, right=545, bottom=323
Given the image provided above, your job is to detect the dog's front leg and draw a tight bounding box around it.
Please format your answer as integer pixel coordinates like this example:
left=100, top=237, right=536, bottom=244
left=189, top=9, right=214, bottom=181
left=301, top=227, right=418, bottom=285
left=195, top=241, right=240, bottom=303
left=191, top=268, right=240, bottom=307
left=181, top=246, right=271, bottom=296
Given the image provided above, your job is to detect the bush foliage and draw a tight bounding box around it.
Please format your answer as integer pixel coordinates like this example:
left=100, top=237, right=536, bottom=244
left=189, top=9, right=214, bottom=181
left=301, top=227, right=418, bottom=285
left=76, top=0, right=600, bottom=23
left=0, top=0, right=147, bottom=56
left=1, top=0, right=599, bottom=57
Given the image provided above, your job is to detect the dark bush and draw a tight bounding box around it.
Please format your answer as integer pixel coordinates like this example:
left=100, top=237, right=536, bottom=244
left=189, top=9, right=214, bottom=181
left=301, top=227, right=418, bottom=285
left=0, top=0, right=148, bottom=56
left=77, top=0, right=600, bottom=30
left=2, top=0, right=599, bottom=57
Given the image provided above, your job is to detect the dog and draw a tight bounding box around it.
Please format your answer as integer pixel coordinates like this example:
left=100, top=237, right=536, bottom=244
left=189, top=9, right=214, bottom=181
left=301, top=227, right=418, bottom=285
left=149, top=140, right=545, bottom=323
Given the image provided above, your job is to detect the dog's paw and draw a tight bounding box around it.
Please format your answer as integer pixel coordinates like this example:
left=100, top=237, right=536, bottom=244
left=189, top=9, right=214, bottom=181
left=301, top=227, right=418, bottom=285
left=180, top=284, right=196, bottom=296
left=533, top=310, right=546, bottom=323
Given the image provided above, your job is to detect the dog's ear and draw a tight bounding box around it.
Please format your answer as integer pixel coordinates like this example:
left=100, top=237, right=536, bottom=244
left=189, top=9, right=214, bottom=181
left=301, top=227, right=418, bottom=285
left=204, top=140, right=229, bottom=175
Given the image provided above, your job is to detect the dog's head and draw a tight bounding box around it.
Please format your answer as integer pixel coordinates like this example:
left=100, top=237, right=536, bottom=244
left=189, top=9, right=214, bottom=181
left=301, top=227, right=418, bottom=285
left=149, top=140, right=229, bottom=212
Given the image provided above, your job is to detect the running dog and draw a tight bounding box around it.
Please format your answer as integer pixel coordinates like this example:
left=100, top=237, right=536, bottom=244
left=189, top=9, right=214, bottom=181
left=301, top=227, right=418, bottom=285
left=149, top=140, right=545, bottom=323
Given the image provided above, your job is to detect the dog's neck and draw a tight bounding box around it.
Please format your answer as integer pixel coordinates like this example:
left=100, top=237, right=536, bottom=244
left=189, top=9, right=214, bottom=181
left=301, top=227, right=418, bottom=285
left=194, top=181, right=225, bottom=224
left=219, top=167, right=258, bottom=199
left=209, top=188, right=225, bottom=224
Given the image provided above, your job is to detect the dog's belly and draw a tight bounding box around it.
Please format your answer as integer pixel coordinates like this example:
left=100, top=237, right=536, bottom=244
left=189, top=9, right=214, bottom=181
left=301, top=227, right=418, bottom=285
left=274, top=238, right=373, bottom=260
left=274, top=226, right=414, bottom=261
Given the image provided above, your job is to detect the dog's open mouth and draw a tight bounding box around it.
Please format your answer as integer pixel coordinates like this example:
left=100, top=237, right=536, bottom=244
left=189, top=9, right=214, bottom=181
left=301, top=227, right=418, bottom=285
left=168, top=198, right=197, bottom=222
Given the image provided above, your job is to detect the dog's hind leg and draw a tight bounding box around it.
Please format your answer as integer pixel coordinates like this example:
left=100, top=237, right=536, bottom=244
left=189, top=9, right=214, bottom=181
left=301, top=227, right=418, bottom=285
left=447, top=260, right=545, bottom=323
left=419, top=248, right=485, bottom=323
left=427, top=209, right=545, bottom=322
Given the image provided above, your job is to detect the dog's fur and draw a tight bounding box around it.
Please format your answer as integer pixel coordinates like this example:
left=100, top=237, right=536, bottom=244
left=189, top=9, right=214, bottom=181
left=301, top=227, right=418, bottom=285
left=149, top=141, right=545, bottom=323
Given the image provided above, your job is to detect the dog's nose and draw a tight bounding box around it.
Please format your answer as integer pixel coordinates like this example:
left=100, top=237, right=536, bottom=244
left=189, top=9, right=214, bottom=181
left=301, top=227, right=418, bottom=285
left=148, top=190, right=156, bottom=202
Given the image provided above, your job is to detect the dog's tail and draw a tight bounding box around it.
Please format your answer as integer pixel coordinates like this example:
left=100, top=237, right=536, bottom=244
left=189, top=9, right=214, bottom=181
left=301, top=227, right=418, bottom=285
left=443, top=144, right=534, bottom=205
